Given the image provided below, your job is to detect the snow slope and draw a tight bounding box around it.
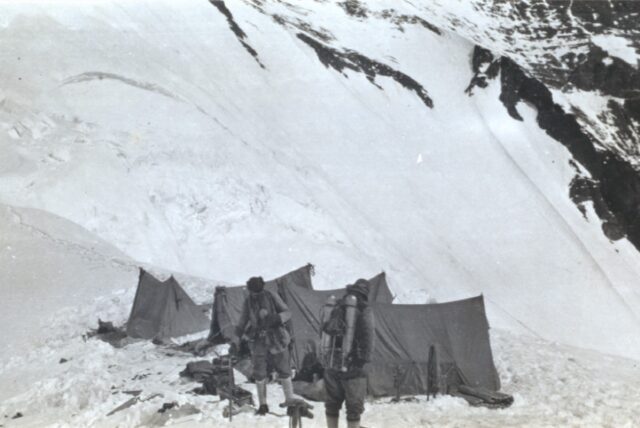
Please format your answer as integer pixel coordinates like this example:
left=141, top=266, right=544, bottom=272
left=0, top=203, right=224, bottom=402
left=1, top=0, right=640, bottom=361
left=0, top=204, right=136, bottom=360
left=0, top=203, right=134, bottom=402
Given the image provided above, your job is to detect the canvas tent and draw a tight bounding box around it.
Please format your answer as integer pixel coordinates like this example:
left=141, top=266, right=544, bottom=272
left=207, top=264, right=315, bottom=343
left=366, top=297, right=500, bottom=396
left=205, top=265, right=502, bottom=399
left=308, top=272, right=394, bottom=304
left=127, top=269, right=210, bottom=340
left=365, top=271, right=394, bottom=303
left=279, top=282, right=500, bottom=397
left=207, top=266, right=394, bottom=346
left=282, top=271, right=393, bottom=367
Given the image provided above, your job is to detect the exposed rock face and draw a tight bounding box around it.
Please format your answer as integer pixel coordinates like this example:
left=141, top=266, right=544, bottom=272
left=415, top=0, right=639, bottom=162
left=208, top=0, right=266, bottom=69
left=296, top=33, right=434, bottom=109
left=212, top=0, right=639, bottom=252
left=459, top=0, right=640, bottom=248
left=468, top=46, right=637, bottom=247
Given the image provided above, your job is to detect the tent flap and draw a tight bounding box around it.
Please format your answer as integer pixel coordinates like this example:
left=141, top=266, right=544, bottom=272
left=207, top=264, right=315, bottom=343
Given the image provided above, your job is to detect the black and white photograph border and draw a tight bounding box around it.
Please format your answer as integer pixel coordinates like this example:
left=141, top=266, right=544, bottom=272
left=1, top=0, right=639, bottom=427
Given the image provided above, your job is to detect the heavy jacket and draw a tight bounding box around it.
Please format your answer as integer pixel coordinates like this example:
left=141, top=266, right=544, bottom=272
left=235, top=289, right=292, bottom=354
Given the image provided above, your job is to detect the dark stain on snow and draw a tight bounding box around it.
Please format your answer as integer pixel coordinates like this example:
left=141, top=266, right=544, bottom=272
left=271, top=14, right=335, bottom=42
left=338, top=0, right=369, bottom=19
left=469, top=46, right=638, bottom=246
left=377, top=10, right=441, bottom=35
left=297, top=33, right=433, bottom=109
left=208, top=0, right=266, bottom=69
left=62, top=72, right=180, bottom=100
left=336, top=1, right=441, bottom=34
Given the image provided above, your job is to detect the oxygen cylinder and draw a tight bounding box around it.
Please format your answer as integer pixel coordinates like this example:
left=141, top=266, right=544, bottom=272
left=319, top=295, right=337, bottom=366
left=340, top=294, right=358, bottom=372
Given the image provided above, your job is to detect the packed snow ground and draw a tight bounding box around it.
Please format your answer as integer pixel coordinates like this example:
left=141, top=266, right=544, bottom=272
left=1, top=281, right=639, bottom=428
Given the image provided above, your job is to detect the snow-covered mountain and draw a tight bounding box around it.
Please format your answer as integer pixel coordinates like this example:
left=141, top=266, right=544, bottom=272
left=1, top=0, right=640, bottom=401
left=419, top=0, right=640, bottom=246
left=2, top=0, right=640, bottom=358
left=2, top=0, right=640, bottom=426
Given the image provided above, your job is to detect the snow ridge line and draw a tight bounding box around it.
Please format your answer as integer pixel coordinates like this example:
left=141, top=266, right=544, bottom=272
left=61, top=71, right=243, bottom=144
left=5, top=205, right=136, bottom=272
left=61, top=72, right=182, bottom=101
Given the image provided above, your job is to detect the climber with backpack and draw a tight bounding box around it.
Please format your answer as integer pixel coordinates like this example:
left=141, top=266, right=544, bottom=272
left=320, top=279, right=375, bottom=428
left=231, top=276, right=295, bottom=415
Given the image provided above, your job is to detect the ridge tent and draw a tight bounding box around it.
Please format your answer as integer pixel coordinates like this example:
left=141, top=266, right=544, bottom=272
left=309, top=272, right=394, bottom=304
left=279, top=281, right=501, bottom=396
left=367, top=297, right=500, bottom=396
left=207, top=264, right=315, bottom=343
left=208, top=268, right=394, bottom=371
left=282, top=271, right=393, bottom=367
left=126, top=269, right=210, bottom=340
left=277, top=272, right=393, bottom=369
left=366, top=271, right=394, bottom=303
left=207, top=267, right=393, bottom=347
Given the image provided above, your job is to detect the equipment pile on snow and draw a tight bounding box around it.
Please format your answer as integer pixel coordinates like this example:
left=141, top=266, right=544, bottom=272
left=180, top=356, right=253, bottom=407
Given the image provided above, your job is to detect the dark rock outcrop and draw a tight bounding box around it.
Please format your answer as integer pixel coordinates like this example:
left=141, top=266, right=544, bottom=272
left=468, top=46, right=640, bottom=246
left=297, top=33, right=433, bottom=109
left=209, top=0, right=266, bottom=69
left=338, top=0, right=369, bottom=19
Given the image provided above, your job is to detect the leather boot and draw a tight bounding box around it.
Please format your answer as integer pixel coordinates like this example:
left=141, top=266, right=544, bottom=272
left=326, top=415, right=339, bottom=428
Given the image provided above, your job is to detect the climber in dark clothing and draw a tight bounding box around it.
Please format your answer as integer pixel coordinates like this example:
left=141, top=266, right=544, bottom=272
left=324, top=279, right=375, bottom=428
left=232, top=276, right=295, bottom=415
